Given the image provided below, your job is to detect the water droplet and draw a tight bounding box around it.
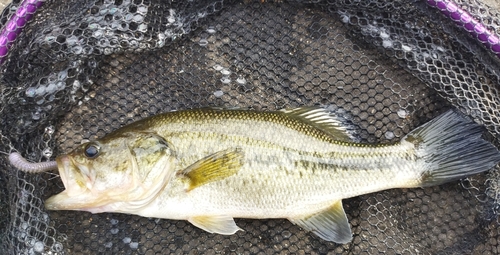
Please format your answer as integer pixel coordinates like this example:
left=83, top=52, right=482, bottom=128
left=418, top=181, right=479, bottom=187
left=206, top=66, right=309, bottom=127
left=72, top=80, right=81, bottom=90
left=397, top=109, right=407, bottom=118
left=41, top=213, right=50, bottom=222
left=46, top=83, right=57, bottom=93
left=340, top=14, right=349, bottom=23
left=382, top=40, right=393, bottom=48
left=93, top=30, right=104, bottom=38
left=402, top=44, right=412, bottom=52
left=158, top=33, right=166, bottom=40
left=56, top=81, right=65, bottom=90
left=110, top=219, right=119, bottom=225
left=35, top=86, right=46, bottom=96
left=199, top=38, right=208, bottom=47
left=138, top=24, right=147, bottom=32
left=129, top=242, right=139, bottom=249
left=137, top=6, right=148, bottom=14
left=213, top=64, right=223, bottom=71
left=125, top=13, right=134, bottom=21
left=42, top=148, right=53, bottom=158
left=133, top=15, right=144, bottom=22
left=198, top=12, right=207, bottom=18
left=104, top=48, right=114, bottom=55
left=66, top=36, right=79, bottom=46
left=110, top=228, right=119, bottom=234
left=26, top=87, right=36, bottom=97
left=282, top=230, right=291, bottom=238
left=214, top=90, right=224, bottom=97
left=385, top=131, right=395, bottom=140
left=104, top=242, right=113, bottom=248
left=88, top=61, right=98, bottom=68
left=45, top=125, right=55, bottom=135
left=17, top=229, right=27, bottom=239
left=220, top=77, right=231, bottom=84
left=72, top=46, right=83, bottom=54
left=123, top=237, right=131, bottom=243
left=32, top=111, right=41, bottom=120
left=89, top=23, right=99, bottom=30
left=236, top=77, right=246, bottom=84
left=221, top=68, right=231, bottom=76
left=58, top=70, right=68, bottom=81
left=110, top=21, right=121, bottom=30
left=33, top=241, right=44, bottom=252
left=207, top=26, right=216, bottom=34
left=53, top=242, right=64, bottom=252
left=45, top=36, right=56, bottom=42
left=21, top=221, right=29, bottom=230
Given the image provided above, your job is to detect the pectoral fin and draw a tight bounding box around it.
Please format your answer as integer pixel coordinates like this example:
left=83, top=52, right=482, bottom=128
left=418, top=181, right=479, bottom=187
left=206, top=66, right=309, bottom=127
left=178, top=148, right=244, bottom=191
left=289, top=200, right=352, bottom=243
left=188, top=215, right=242, bottom=235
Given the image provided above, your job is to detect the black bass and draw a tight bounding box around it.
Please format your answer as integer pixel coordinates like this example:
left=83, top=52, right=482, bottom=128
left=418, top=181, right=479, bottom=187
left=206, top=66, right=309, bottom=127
left=45, top=108, right=500, bottom=243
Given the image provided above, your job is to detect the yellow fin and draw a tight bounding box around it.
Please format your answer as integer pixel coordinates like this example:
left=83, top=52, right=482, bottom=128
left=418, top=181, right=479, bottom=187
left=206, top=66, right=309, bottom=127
left=289, top=200, right=352, bottom=243
left=178, top=148, right=244, bottom=191
left=188, top=215, right=242, bottom=235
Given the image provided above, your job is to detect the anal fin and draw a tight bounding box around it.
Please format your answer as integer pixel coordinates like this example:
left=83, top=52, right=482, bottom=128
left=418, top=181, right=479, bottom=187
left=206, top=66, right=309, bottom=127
left=289, top=200, right=352, bottom=243
left=188, top=215, right=242, bottom=235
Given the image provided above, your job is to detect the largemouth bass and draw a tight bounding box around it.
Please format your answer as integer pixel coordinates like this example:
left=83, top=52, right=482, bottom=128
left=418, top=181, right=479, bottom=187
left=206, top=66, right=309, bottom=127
left=46, top=107, right=500, bottom=243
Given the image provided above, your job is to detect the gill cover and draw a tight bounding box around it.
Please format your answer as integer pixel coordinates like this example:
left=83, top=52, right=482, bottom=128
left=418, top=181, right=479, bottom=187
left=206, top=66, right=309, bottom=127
left=46, top=132, right=176, bottom=213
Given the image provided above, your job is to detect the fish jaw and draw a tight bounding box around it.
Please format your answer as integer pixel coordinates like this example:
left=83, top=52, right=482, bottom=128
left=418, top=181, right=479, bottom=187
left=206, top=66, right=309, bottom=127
left=45, top=155, right=104, bottom=212
left=45, top=190, right=112, bottom=213
left=53, top=155, right=86, bottom=197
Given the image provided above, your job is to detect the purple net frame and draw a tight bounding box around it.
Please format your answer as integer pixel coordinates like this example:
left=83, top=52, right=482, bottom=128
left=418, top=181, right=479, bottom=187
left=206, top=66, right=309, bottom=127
left=0, top=0, right=499, bottom=64
left=0, top=0, right=43, bottom=64
left=427, top=0, right=500, bottom=58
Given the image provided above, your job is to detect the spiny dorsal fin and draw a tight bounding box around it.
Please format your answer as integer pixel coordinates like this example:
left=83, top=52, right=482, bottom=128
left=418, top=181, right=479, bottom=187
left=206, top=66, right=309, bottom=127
left=188, top=215, right=242, bottom=235
left=280, top=107, right=354, bottom=142
left=289, top=200, right=352, bottom=243
left=177, top=148, right=244, bottom=191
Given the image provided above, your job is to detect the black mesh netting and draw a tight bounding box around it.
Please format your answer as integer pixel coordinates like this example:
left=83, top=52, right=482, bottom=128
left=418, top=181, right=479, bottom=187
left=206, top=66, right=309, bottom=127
left=1, top=0, right=500, bottom=254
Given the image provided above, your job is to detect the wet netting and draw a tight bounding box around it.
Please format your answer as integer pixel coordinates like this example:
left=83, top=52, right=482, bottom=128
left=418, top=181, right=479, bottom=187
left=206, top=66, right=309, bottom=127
left=1, top=0, right=500, bottom=254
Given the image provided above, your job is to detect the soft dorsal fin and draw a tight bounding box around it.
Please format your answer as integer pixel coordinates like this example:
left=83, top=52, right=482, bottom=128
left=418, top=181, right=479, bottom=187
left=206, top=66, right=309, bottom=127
left=280, top=107, right=354, bottom=142
left=177, top=148, right=244, bottom=191
left=289, top=200, right=352, bottom=243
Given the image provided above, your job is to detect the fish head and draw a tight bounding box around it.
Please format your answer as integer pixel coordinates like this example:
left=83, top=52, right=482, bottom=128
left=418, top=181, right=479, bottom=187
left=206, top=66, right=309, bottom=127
left=46, top=132, right=176, bottom=213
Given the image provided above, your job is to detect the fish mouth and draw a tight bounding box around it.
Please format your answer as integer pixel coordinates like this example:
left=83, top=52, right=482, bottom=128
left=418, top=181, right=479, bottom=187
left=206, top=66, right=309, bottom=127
left=45, top=155, right=103, bottom=212
left=55, top=155, right=71, bottom=190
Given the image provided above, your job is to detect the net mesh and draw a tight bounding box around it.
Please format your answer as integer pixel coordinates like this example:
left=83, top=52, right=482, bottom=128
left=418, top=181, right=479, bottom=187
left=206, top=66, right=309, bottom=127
left=1, top=0, right=500, bottom=254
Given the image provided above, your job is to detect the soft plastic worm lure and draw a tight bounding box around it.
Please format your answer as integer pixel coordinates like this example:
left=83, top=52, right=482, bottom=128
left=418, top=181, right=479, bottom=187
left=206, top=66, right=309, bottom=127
left=8, top=152, right=58, bottom=173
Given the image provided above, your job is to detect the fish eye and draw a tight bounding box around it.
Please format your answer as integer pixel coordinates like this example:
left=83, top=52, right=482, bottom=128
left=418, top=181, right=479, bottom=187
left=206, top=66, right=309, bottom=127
left=84, top=143, right=100, bottom=159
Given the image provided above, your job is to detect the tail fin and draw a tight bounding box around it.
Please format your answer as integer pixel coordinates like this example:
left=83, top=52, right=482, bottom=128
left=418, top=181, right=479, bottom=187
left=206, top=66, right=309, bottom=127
left=404, top=109, right=500, bottom=187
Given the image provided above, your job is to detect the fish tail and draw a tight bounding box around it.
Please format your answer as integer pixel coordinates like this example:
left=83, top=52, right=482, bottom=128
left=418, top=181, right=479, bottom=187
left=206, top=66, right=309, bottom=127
left=404, top=109, right=500, bottom=187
